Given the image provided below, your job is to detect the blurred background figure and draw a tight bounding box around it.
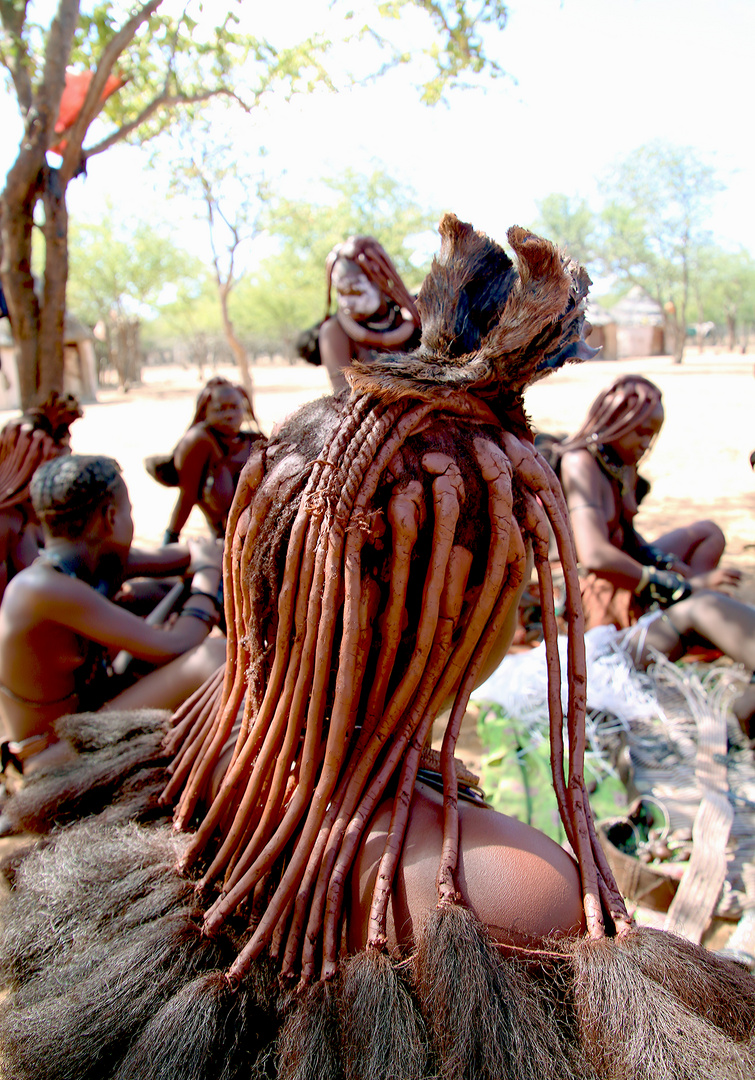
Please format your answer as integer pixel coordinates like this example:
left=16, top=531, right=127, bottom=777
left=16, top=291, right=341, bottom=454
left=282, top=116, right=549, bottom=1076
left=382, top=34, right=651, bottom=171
left=145, top=376, right=263, bottom=544
left=317, top=235, right=421, bottom=392
left=556, top=373, right=739, bottom=629
left=0, top=392, right=82, bottom=602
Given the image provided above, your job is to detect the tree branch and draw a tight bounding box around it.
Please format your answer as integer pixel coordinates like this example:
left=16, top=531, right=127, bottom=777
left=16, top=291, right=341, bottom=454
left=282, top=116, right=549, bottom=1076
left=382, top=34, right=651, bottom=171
left=3, top=0, right=79, bottom=198
left=81, top=87, right=251, bottom=159
left=61, top=0, right=163, bottom=182
left=0, top=0, right=34, bottom=111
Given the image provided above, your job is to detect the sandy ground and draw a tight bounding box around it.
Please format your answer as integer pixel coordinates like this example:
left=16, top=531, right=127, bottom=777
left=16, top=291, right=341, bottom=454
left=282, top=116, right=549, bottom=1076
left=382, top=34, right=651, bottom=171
left=1, top=351, right=754, bottom=920
left=7, top=348, right=749, bottom=590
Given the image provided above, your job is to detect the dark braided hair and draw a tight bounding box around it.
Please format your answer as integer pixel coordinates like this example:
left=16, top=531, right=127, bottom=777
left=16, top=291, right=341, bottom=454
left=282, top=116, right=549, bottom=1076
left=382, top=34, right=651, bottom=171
left=325, top=236, right=420, bottom=324
left=189, top=377, right=258, bottom=431
left=31, top=455, right=123, bottom=539
left=560, top=374, right=663, bottom=455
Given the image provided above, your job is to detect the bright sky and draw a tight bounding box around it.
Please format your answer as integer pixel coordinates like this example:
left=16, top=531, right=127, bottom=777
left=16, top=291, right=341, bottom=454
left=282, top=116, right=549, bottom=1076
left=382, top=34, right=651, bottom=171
left=2, top=0, right=754, bottom=274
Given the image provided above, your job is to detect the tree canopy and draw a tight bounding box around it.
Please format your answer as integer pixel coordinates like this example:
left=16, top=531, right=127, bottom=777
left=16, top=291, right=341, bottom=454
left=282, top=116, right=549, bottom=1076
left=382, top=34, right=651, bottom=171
left=230, top=168, right=436, bottom=347
left=1, top=0, right=509, bottom=406
left=67, top=201, right=201, bottom=327
left=596, top=142, right=721, bottom=362
left=532, top=143, right=752, bottom=361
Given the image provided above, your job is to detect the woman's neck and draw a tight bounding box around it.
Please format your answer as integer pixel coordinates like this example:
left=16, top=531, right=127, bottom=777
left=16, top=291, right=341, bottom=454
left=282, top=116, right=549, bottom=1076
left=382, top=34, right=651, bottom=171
left=42, top=539, right=123, bottom=594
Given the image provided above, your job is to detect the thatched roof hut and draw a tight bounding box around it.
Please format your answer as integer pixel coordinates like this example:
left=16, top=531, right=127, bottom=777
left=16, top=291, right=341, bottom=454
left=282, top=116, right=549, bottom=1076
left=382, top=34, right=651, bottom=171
left=584, top=299, right=618, bottom=361
left=0, top=314, right=98, bottom=411
left=610, top=286, right=667, bottom=358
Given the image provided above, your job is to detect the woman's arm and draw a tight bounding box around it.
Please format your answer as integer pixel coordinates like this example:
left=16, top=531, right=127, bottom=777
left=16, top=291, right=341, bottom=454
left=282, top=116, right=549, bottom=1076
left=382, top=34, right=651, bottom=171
left=125, top=543, right=191, bottom=578
left=164, top=429, right=214, bottom=542
left=318, top=316, right=353, bottom=393
left=28, top=568, right=222, bottom=663
left=559, top=449, right=646, bottom=591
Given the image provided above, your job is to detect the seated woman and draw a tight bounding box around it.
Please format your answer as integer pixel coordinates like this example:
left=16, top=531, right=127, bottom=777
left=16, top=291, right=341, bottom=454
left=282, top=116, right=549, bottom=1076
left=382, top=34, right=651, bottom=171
left=557, top=374, right=740, bottom=629
left=0, top=454, right=225, bottom=777
left=0, top=219, right=752, bottom=1080
left=0, top=391, right=82, bottom=603
left=318, top=235, right=422, bottom=392
left=147, top=376, right=263, bottom=544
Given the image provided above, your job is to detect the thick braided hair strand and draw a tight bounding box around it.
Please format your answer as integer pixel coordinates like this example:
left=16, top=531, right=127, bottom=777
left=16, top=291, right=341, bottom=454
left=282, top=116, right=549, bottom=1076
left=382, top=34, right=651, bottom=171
left=162, top=215, right=630, bottom=987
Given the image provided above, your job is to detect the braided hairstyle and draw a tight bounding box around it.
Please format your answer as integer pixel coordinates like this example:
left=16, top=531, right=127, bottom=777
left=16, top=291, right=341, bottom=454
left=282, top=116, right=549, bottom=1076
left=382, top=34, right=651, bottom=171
left=325, top=235, right=420, bottom=325
left=189, top=376, right=258, bottom=432
left=162, top=214, right=630, bottom=987
left=0, top=392, right=82, bottom=513
left=560, top=374, right=663, bottom=455
left=31, top=455, right=123, bottom=539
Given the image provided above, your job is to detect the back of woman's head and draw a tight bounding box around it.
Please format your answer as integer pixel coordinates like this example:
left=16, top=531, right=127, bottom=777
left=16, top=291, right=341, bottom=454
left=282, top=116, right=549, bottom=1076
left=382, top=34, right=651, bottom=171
left=163, top=214, right=628, bottom=984
left=31, top=454, right=122, bottom=539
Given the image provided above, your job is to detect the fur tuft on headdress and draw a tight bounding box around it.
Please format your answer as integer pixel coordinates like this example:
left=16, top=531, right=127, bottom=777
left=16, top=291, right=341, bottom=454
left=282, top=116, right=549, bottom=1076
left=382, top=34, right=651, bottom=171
left=347, top=213, right=596, bottom=412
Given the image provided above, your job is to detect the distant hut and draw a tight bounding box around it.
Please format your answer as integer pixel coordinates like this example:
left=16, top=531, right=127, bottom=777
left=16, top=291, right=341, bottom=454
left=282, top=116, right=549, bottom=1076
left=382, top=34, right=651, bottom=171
left=611, top=286, right=667, bottom=358
left=62, top=314, right=98, bottom=403
left=0, top=313, right=98, bottom=411
left=584, top=299, right=617, bottom=361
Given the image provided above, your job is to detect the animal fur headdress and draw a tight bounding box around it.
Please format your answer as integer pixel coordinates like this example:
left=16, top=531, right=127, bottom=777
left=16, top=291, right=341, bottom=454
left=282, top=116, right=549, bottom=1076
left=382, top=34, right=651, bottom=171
left=348, top=213, right=596, bottom=410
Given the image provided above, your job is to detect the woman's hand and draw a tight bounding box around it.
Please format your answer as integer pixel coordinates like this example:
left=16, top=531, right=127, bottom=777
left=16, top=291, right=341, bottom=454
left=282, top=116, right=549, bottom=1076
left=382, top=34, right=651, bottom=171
left=690, top=566, right=742, bottom=592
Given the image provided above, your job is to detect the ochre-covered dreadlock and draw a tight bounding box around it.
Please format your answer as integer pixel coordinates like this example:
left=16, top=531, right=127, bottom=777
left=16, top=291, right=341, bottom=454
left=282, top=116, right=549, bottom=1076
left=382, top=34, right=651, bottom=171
left=163, top=215, right=629, bottom=987
left=0, top=391, right=81, bottom=512
left=3, top=218, right=755, bottom=1080
left=560, top=373, right=663, bottom=452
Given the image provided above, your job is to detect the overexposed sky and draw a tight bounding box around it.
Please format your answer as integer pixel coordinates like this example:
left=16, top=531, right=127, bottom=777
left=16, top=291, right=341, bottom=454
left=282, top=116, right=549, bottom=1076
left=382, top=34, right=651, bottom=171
left=2, top=0, right=753, bottom=267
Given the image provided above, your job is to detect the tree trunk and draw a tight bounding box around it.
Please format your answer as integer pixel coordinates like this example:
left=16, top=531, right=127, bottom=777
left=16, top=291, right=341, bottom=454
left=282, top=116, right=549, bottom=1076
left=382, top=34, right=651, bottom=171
left=39, top=166, right=69, bottom=398
left=0, top=0, right=78, bottom=409
left=727, top=311, right=737, bottom=352
left=219, top=283, right=254, bottom=403
left=0, top=172, right=43, bottom=408
left=672, top=316, right=685, bottom=364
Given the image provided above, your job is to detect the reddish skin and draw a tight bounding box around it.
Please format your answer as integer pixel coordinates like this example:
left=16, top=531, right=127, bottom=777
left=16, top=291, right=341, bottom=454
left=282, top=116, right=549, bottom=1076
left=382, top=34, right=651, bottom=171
left=167, top=384, right=250, bottom=539
left=349, top=783, right=585, bottom=954
left=319, top=313, right=365, bottom=393
left=319, top=256, right=417, bottom=393
left=0, top=504, right=42, bottom=604
left=0, top=478, right=225, bottom=760
left=320, top=257, right=384, bottom=393
left=559, top=403, right=739, bottom=593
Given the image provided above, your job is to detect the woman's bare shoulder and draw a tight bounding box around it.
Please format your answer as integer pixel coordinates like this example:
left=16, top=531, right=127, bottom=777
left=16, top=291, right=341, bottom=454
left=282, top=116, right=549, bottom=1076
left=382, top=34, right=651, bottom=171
left=559, top=447, right=602, bottom=493
left=4, top=559, right=86, bottom=604
left=174, top=424, right=216, bottom=466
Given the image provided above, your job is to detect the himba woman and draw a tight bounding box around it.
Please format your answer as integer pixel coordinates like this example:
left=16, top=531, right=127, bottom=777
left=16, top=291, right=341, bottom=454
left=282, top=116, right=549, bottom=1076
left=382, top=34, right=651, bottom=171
left=557, top=373, right=740, bottom=630
left=148, top=375, right=263, bottom=544
left=1, top=217, right=753, bottom=1080
left=318, top=235, right=422, bottom=392
left=554, top=374, right=755, bottom=727
left=0, top=454, right=225, bottom=778
left=0, top=391, right=82, bottom=603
